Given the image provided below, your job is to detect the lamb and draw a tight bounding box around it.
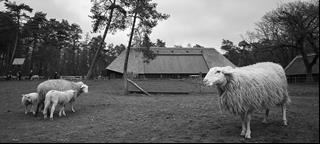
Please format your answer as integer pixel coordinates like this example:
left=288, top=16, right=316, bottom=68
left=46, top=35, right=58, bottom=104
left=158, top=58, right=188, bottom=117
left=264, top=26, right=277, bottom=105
left=34, top=79, right=89, bottom=116
left=43, top=87, right=87, bottom=120
left=203, top=62, right=291, bottom=139
left=21, top=92, right=39, bottom=115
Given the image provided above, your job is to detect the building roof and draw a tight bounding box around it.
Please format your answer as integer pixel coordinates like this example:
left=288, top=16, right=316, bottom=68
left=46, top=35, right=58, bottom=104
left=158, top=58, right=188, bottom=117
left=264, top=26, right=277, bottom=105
left=12, top=58, right=25, bottom=65
left=285, top=54, right=319, bottom=75
left=106, top=47, right=235, bottom=74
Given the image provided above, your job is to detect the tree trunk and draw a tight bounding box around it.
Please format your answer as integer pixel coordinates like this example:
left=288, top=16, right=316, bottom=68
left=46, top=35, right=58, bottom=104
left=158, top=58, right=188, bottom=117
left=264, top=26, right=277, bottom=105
left=305, top=65, right=314, bottom=82
left=123, top=12, right=138, bottom=95
left=297, top=40, right=315, bottom=82
left=86, top=5, right=115, bottom=80
left=9, top=28, right=19, bottom=73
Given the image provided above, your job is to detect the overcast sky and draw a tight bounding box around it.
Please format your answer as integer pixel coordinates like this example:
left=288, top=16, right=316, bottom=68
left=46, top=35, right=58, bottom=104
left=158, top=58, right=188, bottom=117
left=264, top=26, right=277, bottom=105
left=1, top=0, right=307, bottom=53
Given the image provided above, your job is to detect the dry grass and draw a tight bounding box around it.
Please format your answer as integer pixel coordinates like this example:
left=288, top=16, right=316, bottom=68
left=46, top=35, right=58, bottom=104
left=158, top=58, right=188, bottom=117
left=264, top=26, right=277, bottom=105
left=0, top=79, right=318, bottom=143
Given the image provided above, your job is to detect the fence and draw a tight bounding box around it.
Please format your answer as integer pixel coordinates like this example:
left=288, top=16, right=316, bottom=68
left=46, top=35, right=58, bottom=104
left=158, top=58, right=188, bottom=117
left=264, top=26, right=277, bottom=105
left=286, top=75, right=319, bottom=83
left=60, top=76, right=84, bottom=81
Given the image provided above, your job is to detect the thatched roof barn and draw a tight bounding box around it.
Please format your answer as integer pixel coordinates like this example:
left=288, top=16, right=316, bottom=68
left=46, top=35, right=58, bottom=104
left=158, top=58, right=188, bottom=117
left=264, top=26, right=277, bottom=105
left=285, top=53, right=319, bottom=83
left=105, top=47, right=235, bottom=79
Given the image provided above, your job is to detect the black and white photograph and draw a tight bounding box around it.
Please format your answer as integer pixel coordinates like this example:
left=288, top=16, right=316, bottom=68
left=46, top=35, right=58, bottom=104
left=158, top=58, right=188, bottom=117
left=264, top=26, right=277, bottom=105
left=0, top=0, right=318, bottom=143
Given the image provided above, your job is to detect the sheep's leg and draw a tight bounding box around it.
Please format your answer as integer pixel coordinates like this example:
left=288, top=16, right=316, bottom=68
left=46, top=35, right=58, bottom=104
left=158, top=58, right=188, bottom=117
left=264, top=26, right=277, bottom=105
left=240, top=113, right=246, bottom=136
left=71, top=103, right=75, bottom=113
left=282, top=105, right=288, bottom=126
left=43, top=101, right=50, bottom=119
left=62, top=106, right=66, bottom=116
left=59, top=105, right=66, bottom=116
left=50, top=103, right=57, bottom=120
left=245, top=113, right=252, bottom=139
left=240, top=114, right=246, bottom=136
left=43, top=105, right=48, bottom=119
left=24, top=106, right=28, bottom=115
left=59, top=107, right=63, bottom=117
left=30, top=104, right=36, bottom=115
left=34, top=103, right=40, bottom=116
left=262, top=108, right=269, bottom=124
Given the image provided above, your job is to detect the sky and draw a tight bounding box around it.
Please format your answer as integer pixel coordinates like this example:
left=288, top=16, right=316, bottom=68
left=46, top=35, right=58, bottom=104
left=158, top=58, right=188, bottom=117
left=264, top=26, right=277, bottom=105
left=1, top=0, right=307, bottom=53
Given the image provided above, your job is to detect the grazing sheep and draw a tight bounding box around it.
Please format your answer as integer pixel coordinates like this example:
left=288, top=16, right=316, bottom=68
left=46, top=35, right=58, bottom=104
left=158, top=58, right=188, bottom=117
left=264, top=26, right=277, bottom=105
left=203, top=62, right=291, bottom=139
left=34, top=79, right=89, bottom=116
left=43, top=88, right=87, bottom=120
left=21, top=92, right=39, bottom=115
left=30, top=75, right=40, bottom=80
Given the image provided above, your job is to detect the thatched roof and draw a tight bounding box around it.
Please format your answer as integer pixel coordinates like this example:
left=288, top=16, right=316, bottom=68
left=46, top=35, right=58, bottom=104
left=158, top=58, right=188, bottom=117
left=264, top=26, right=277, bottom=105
left=106, top=47, right=235, bottom=74
left=285, top=54, right=319, bottom=75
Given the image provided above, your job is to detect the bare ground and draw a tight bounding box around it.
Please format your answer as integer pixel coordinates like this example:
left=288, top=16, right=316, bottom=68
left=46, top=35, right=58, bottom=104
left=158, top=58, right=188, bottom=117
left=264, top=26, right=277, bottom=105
left=0, top=79, right=318, bottom=143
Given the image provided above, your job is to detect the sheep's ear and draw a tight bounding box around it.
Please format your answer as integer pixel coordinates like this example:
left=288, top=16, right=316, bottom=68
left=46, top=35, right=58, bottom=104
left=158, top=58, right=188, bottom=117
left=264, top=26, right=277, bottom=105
left=221, top=66, right=234, bottom=75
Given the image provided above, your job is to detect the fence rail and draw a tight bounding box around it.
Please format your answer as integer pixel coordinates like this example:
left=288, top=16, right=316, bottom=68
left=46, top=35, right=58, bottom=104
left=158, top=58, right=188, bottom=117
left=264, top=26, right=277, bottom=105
left=287, top=75, right=319, bottom=83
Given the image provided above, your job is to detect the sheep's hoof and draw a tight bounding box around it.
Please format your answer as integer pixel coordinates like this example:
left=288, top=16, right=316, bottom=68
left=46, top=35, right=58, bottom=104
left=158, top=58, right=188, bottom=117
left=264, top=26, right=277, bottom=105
left=240, top=130, right=246, bottom=136
left=244, top=131, right=251, bottom=139
left=71, top=110, right=75, bottom=113
left=24, top=112, right=28, bottom=115
left=50, top=117, right=54, bottom=121
left=245, top=134, right=251, bottom=139
left=283, top=121, right=288, bottom=126
left=32, top=111, right=36, bottom=115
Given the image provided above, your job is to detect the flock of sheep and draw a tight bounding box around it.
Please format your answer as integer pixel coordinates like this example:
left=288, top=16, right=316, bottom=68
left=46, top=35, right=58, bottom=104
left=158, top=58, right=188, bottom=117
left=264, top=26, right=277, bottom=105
left=21, top=79, right=88, bottom=120
left=20, top=62, right=290, bottom=139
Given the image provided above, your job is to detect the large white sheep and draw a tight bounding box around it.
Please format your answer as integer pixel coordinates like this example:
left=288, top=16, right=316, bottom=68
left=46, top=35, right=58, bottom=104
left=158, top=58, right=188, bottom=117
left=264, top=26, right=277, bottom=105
left=43, top=88, right=87, bottom=120
left=21, top=92, right=39, bottom=115
left=34, top=79, right=89, bottom=116
left=203, top=62, right=291, bottom=139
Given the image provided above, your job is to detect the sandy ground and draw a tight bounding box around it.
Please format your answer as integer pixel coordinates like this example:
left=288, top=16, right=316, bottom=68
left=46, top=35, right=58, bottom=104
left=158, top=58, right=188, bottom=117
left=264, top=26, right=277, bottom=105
left=0, top=79, right=318, bottom=143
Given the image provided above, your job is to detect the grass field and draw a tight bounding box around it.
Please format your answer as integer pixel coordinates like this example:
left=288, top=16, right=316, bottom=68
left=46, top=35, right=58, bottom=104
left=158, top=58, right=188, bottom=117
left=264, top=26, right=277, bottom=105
left=0, top=79, right=318, bottom=143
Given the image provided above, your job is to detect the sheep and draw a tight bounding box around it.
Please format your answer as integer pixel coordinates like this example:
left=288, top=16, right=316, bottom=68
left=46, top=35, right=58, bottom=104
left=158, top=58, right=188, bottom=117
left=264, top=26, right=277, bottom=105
left=203, top=62, right=291, bottom=139
left=30, top=75, right=40, bottom=80
left=21, top=92, right=39, bottom=115
left=34, top=79, right=89, bottom=116
left=43, top=88, right=87, bottom=120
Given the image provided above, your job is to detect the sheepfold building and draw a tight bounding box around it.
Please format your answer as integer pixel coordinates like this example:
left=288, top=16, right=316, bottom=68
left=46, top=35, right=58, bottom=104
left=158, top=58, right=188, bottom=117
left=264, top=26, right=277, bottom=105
left=105, top=47, right=235, bottom=79
left=285, top=53, right=319, bottom=83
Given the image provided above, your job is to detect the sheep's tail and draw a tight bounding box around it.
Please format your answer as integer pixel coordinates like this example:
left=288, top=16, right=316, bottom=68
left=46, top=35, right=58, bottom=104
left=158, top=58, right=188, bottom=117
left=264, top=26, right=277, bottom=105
left=282, top=88, right=291, bottom=106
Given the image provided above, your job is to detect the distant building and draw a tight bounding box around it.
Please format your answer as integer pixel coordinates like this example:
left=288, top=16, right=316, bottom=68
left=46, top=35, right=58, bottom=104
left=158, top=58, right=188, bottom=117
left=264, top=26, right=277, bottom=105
left=285, top=53, right=319, bottom=83
left=105, top=47, right=235, bottom=79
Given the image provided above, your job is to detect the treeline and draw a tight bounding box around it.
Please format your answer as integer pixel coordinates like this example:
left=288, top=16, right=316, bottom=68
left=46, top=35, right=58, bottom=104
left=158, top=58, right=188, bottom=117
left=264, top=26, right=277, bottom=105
left=221, top=0, right=318, bottom=76
left=0, top=1, right=126, bottom=78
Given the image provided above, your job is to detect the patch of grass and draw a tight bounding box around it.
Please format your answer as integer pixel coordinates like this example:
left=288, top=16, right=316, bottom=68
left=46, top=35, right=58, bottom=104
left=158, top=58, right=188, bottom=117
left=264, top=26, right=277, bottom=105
left=0, top=80, right=318, bottom=143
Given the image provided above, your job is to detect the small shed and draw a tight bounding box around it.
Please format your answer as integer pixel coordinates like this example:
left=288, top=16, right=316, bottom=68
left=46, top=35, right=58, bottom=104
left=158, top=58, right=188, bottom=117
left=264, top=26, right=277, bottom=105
left=285, top=54, right=319, bottom=83
left=12, top=58, right=25, bottom=65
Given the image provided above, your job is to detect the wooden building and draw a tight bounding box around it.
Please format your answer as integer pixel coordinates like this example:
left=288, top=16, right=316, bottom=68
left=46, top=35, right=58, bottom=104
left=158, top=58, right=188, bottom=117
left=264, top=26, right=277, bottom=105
left=105, top=47, right=235, bottom=79
left=285, top=54, right=319, bottom=83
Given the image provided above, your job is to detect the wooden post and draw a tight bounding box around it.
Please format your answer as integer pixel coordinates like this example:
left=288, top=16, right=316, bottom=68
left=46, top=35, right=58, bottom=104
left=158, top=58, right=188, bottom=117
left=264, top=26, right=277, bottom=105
left=127, top=78, right=151, bottom=96
left=199, top=72, right=202, bottom=93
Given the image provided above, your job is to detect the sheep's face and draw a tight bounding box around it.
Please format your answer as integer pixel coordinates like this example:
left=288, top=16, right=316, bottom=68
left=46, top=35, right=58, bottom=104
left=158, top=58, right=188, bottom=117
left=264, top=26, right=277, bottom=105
left=203, top=66, right=234, bottom=87
left=80, top=84, right=88, bottom=93
left=21, top=94, right=32, bottom=103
